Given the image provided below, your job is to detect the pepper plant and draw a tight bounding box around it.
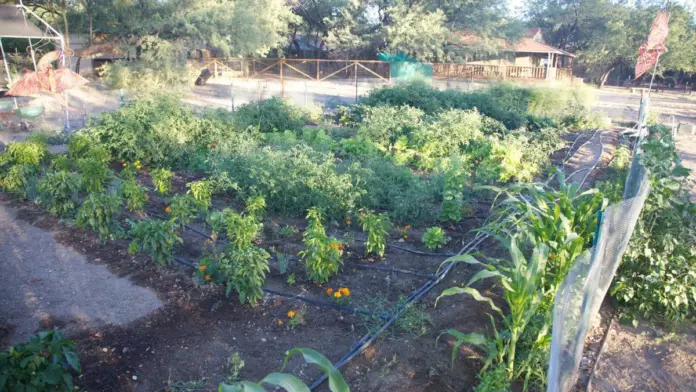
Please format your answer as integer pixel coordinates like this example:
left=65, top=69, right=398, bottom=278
left=359, top=209, right=390, bottom=258
left=299, top=207, right=343, bottom=283
left=128, top=219, right=183, bottom=265
left=36, top=171, right=82, bottom=217
left=76, top=193, right=123, bottom=242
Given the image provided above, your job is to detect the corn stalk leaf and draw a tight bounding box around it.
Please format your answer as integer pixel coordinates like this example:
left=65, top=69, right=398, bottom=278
left=219, top=381, right=265, bottom=392
left=261, top=373, right=311, bottom=392
left=282, top=348, right=349, bottom=392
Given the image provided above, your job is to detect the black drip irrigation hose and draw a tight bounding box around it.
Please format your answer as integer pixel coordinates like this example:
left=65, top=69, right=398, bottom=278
left=171, top=256, right=387, bottom=319
left=308, top=233, right=487, bottom=390
left=353, top=238, right=455, bottom=257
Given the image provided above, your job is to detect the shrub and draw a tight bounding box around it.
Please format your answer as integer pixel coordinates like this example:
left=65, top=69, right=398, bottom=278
left=357, top=105, right=423, bottom=148
left=36, top=171, right=82, bottom=217
left=76, top=193, right=123, bottom=241
left=422, top=227, right=450, bottom=250
left=234, top=97, right=307, bottom=133
left=299, top=208, right=343, bottom=283
left=0, top=330, right=81, bottom=392
left=128, top=219, right=183, bottom=265
left=120, top=178, right=148, bottom=213
left=411, top=109, right=484, bottom=170
left=359, top=209, right=391, bottom=257
left=77, top=158, right=113, bottom=193
left=151, top=168, right=173, bottom=196
left=339, top=136, right=381, bottom=159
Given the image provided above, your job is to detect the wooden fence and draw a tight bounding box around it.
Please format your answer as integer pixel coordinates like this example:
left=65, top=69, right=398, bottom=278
left=190, top=58, right=572, bottom=82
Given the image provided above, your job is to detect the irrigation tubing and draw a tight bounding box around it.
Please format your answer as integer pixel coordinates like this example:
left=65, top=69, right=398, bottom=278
left=547, top=128, right=600, bottom=185
left=353, top=238, right=455, bottom=257
left=308, top=232, right=487, bottom=390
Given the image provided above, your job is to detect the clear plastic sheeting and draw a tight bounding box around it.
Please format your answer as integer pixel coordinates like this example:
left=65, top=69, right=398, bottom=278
left=547, top=168, right=650, bottom=392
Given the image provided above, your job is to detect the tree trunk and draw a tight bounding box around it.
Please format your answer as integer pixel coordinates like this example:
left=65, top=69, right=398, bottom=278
left=88, top=7, right=93, bottom=45
left=599, top=67, right=615, bottom=89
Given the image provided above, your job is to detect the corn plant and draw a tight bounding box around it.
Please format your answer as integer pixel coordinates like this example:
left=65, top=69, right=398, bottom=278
left=218, top=348, right=349, bottom=392
left=187, top=179, right=214, bottom=211
left=422, top=227, right=450, bottom=250
left=360, top=209, right=391, bottom=257
left=151, top=168, right=173, bottom=196
left=120, top=178, right=148, bottom=213
left=168, top=194, right=197, bottom=228
left=0, top=329, right=81, bottom=392
left=299, top=207, right=343, bottom=283
left=483, top=172, right=604, bottom=291
left=76, top=193, right=123, bottom=242
left=128, top=219, right=182, bottom=265
left=77, top=158, right=113, bottom=193
left=36, top=171, right=82, bottom=217
left=436, top=239, right=549, bottom=384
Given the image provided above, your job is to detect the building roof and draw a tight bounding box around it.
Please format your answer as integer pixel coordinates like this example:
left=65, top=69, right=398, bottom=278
left=0, top=4, right=46, bottom=39
left=451, top=30, right=575, bottom=58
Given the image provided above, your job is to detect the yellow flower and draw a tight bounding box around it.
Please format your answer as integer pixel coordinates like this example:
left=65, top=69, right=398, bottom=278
left=287, top=311, right=296, bottom=318
left=328, top=263, right=333, bottom=269
left=333, top=292, right=342, bottom=299
left=122, top=162, right=127, bottom=167
left=339, top=288, right=350, bottom=297
left=550, top=254, right=557, bottom=260
left=204, top=274, right=211, bottom=281
left=330, top=243, right=340, bottom=250
left=277, top=320, right=284, bottom=325
left=403, top=234, right=408, bottom=239
left=199, top=265, right=207, bottom=272
left=325, top=288, right=334, bottom=295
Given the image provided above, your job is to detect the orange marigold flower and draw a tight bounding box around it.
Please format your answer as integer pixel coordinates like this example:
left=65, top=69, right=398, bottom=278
left=338, top=244, right=345, bottom=250
left=204, top=274, right=211, bottom=281
left=333, top=292, right=342, bottom=299
left=199, top=265, right=207, bottom=272
left=339, top=288, right=350, bottom=296
left=165, top=206, right=171, bottom=213
left=330, top=243, right=340, bottom=250
left=287, top=311, right=296, bottom=318
left=405, top=225, right=412, bottom=230
left=326, top=288, right=334, bottom=295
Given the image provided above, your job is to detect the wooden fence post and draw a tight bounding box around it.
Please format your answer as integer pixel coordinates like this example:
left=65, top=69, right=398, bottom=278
left=280, top=59, right=285, bottom=97
left=316, top=59, right=320, bottom=80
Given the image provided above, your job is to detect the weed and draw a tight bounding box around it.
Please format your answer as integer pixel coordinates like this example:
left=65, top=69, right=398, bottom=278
left=276, top=252, right=291, bottom=274
left=224, top=352, right=245, bottom=383
left=287, top=272, right=296, bottom=286
left=278, top=225, right=299, bottom=238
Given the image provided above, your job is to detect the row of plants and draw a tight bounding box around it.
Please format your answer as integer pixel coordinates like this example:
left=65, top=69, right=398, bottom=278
left=609, top=126, right=696, bottom=324
left=436, top=172, right=607, bottom=391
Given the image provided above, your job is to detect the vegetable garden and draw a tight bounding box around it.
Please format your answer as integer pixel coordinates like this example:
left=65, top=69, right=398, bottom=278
left=0, top=81, right=693, bottom=392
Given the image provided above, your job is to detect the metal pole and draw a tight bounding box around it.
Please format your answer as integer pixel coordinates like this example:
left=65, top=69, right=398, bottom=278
left=354, top=62, right=358, bottom=103
left=0, top=38, right=18, bottom=109
left=27, top=39, right=38, bottom=71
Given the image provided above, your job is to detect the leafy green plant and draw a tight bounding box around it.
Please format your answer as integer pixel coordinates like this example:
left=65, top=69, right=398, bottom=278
left=120, top=178, right=148, bottom=213
left=233, top=97, right=307, bottom=133
left=0, top=164, right=38, bottom=200
left=613, top=125, right=696, bottom=324
left=225, top=352, right=245, bottom=383
left=244, top=195, right=266, bottom=220
left=422, top=227, right=450, bottom=250
left=0, top=329, right=81, bottom=392
left=77, top=158, right=113, bottom=193
left=128, top=219, right=183, bottom=265
left=276, top=252, right=291, bottom=274
left=76, top=193, right=123, bottom=241
left=168, top=194, right=197, bottom=228
left=359, top=209, right=391, bottom=257
left=218, top=348, right=349, bottom=392
left=440, top=155, right=468, bottom=222
left=223, top=209, right=262, bottom=249
left=299, top=207, right=343, bottom=283
left=151, top=168, right=173, bottom=196
left=36, top=171, right=82, bottom=217
left=436, top=240, right=549, bottom=385
left=187, top=179, right=214, bottom=211
left=0, top=140, right=47, bottom=167
left=220, top=246, right=270, bottom=304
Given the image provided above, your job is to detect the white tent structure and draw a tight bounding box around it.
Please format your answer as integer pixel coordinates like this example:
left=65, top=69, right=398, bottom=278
left=0, top=1, right=70, bottom=129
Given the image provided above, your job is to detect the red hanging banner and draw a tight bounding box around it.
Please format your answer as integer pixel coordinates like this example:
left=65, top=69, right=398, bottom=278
left=635, top=10, right=670, bottom=80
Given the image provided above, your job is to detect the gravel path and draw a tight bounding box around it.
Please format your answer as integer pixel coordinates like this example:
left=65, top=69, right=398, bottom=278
left=0, top=203, right=162, bottom=346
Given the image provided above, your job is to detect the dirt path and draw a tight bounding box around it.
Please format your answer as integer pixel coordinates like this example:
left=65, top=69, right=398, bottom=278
left=0, top=202, right=162, bottom=346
